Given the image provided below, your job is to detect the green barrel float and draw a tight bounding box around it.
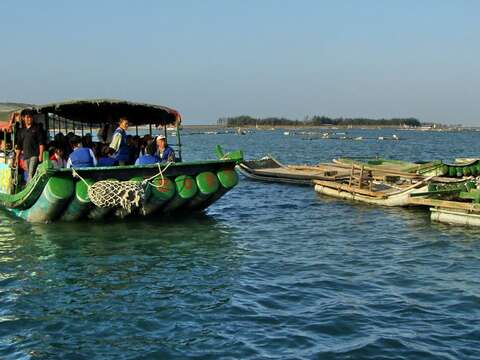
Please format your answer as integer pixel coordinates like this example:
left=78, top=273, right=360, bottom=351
left=463, top=166, right=471, bottom=176
left=192, top=168, right=239, bottom=211
left=60, top=178, right=94, bottom=221
left=456, top=167, right=464, bottom=178
left=14, top=176, right=74, bottom=222
left=87, top=178, right=117, bottom=220
left=162, top=175, right=197, bottom=213
left=440, top=165, right=449, bottom=176
left=185, top=171, right=220, bottom=209
left=143, top=176, right=175, bottom=215
left=448, top=166, right=456, bottom=177
left=470, top=165, right=478, bottom=176
left=427, top=183, right=437, bottom=192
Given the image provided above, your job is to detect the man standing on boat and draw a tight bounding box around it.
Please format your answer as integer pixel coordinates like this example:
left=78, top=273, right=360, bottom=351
left=15, top=109, right=45, bottom=182
left=109, top=117, right=130, bottom=165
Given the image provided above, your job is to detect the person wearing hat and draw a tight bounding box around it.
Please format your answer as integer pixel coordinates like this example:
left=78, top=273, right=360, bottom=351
left=66, top=135, right=97, bottom=168
left=155, top=134, right=175, bottom=163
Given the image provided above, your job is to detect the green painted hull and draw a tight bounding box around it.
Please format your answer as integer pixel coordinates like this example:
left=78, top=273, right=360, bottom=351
left=1, top=159, right=239, bottom=223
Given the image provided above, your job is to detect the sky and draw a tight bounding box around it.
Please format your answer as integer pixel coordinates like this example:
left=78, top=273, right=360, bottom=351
left=0, top=0, right=478, bottom=125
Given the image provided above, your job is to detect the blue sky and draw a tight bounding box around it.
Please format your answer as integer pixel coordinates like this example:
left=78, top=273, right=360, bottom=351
left=0, top=1, right=478, bottom=125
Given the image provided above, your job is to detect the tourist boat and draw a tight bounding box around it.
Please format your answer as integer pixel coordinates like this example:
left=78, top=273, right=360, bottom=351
left=0, top=99, right=242, bottom=223
left=237, top=156, right=352, bottom=185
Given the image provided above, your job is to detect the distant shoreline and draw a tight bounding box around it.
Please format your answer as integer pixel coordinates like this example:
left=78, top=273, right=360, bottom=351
left=182, top=124, right=469, bottom=130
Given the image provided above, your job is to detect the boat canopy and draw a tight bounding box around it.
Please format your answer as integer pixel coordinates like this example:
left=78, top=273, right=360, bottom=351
left=0, top=103, right=33, bottom=130
left=33, top=99, right=181, bottom=127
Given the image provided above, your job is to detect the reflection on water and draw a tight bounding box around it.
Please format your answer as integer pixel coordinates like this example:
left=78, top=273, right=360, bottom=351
left=0, top=212, right=243, bottom=359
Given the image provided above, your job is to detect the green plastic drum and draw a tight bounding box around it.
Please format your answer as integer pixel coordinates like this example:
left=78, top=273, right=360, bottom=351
left=143, top=177, right=176, bottom=215
left=196, top=171, right=219, bottom=195
left=184, top=172, right=220, bottom=209
left=470, top=166, right=478, bottom=176
left=149, top=177, right=175, bottom=201
left=162, top=175, right=198, bottom=213
left=61, top=178, right=94, bottom=221
left=463, top=167, right=471, bottom=176
left=217, top=169, right=239, bottom=189
left=448, top=166, right=456, bottom=177
left=19, top=176, right=74, bottom=222
left=456, top=167, right=464, bottom=177
left=175, top=175, right=197, bottom=199
left=440, top=165, right=449, bottom=176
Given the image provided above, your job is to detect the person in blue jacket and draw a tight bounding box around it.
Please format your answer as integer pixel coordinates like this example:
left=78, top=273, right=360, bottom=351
left=109, top=117, right=130, bottom=165
left=66, top=136, right=97, bottom=168
left=155, top=135, right=175, bottom=163
left=135, top=140, right=159, bottom=165
left=97, top=144, right=118, bottom=167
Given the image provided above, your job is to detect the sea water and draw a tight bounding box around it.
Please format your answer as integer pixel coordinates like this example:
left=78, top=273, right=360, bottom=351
left=0, top=129, right=479, bottom=359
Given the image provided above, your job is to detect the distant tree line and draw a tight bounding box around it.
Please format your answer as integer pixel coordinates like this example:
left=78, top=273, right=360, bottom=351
left=217, top=115, right=422, bottom=127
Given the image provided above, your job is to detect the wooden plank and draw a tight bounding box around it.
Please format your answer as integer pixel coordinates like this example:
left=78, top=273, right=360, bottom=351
left=408, top=197, right=480, bottom=211
left=314, top=180, right=388, bottom=198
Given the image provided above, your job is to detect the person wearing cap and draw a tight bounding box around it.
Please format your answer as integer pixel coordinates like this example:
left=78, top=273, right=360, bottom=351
left=109, top=117, right=130, bottom=165
left=15, top=109, right=45, bottom=182
left=155, top=135, right=175, bottom=163
left=66, top=136, right=97, bottom=168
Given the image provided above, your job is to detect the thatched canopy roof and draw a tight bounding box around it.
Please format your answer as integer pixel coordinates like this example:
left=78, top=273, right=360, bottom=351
left=35, top=99, right=181, bottom=126
left=0, top=102, right=33, bottom=130
left=0, top=99, right=181, bottom=129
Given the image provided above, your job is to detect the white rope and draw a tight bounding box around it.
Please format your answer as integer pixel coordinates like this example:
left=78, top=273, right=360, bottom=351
left=142, top=161, right=173, bottom=188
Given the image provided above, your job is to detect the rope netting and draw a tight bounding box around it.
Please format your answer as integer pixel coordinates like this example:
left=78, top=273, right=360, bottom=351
left=88, top=180, right=145, bottom=213
left=71, top=162, right=173, bottom=213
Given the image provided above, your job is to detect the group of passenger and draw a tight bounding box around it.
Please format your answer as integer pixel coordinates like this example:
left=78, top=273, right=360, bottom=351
left=9, top=111, right=175, bottom=183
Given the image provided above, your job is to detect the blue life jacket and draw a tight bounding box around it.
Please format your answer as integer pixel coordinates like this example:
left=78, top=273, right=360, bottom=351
left=69, top=148, right=94, bottom=168
left=135, top=154, right=159, bottom=165
left=112, top=128, right=130, bottom=162
left=98, top=157, right=117, bottom=167
left=158, top=146, right=175, bottom=162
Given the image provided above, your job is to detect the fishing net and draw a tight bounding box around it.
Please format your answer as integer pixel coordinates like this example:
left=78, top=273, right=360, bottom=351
left=88, top=180, right=145, bottom=213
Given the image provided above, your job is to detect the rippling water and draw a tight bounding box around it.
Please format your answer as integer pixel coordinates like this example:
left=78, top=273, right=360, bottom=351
left=1, top=129, right=480, bottom=359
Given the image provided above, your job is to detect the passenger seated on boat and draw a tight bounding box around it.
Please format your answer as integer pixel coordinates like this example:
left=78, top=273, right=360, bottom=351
left=139, top=134, right=152, bottom=156
left=135, top=140, right=159, bottom=165
left=127, top=135, right=140, bottom=165
left=49, top=146, right=67, bottom=169
left=109, top=117, right=130, bottom=166
left=53, top=132, right=69, bottom=155
left=66, top=136, right=97, bottom=168
left=155, top=135, right=175, bottom=163
left=97, top=144, right=118, bottom=167
left=82, top=133, right=94, bottom=149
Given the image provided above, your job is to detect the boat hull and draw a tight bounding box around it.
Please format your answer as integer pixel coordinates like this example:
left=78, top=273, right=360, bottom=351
left=1, top=159, right=239, bottom=223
